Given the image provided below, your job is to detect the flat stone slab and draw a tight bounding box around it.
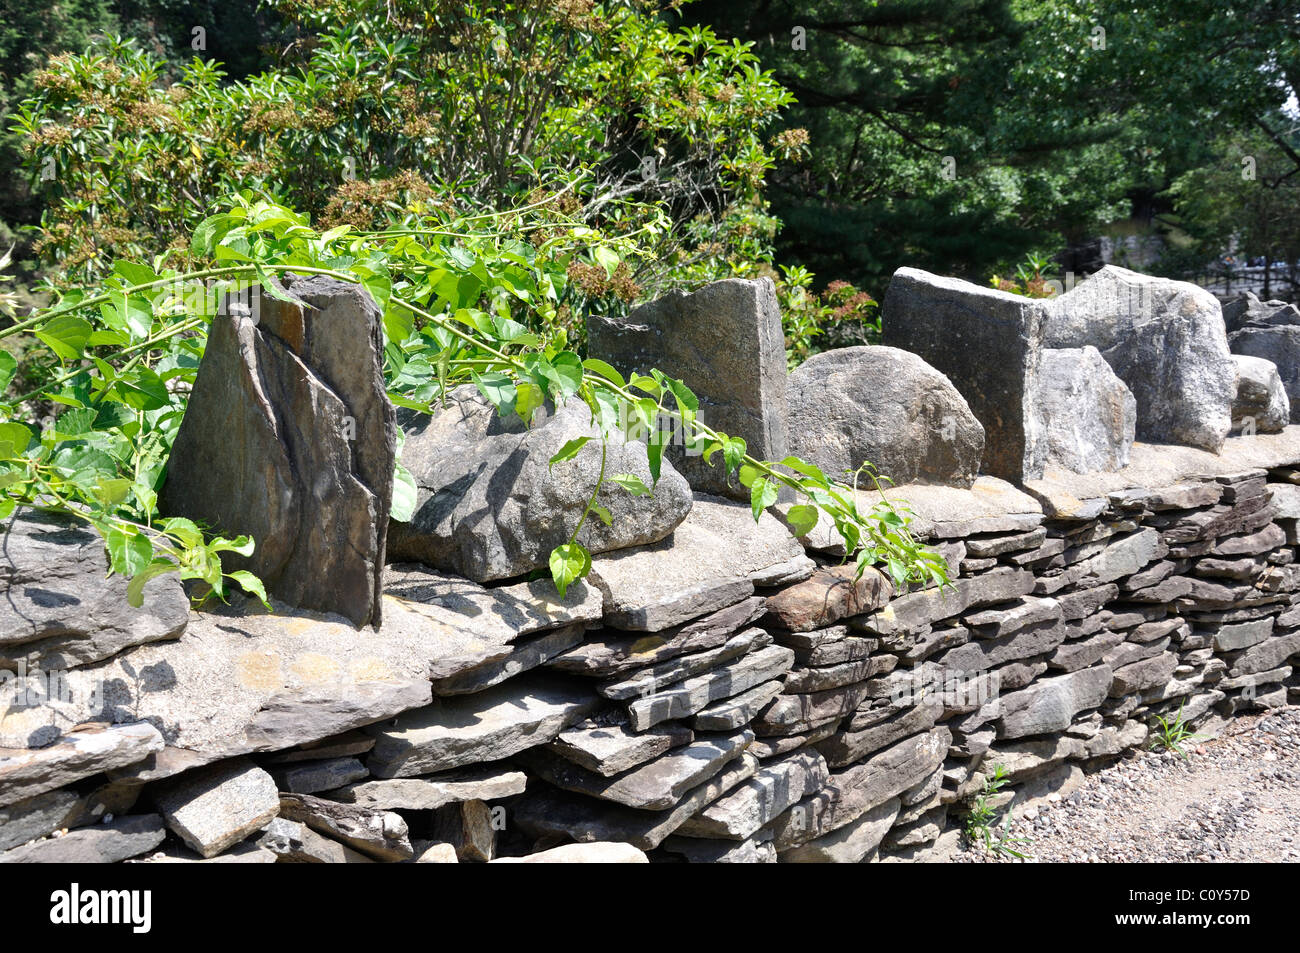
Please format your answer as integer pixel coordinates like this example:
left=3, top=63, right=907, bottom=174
left=1024, top=428, right=1300, bottom=518
left=493, top=842, right=649, bottom=864
left=516, top=730, right=752, bottom=810
left=624, top=644, right=795, bottom=731
left=279, top=793, right=413, bottom=862
left=547, top=723, right=695, bottom=777
left=364, top=674, right=600, bottom=777
left=513, top=753, right=759, bottom=850
left=328, top=767, right=527, bottom=810
left=676, top=748, right=828, bottom=840
left=588, top=494, right=809, bottom=631
left=598, top=629, right=771, bottom=700
left=273, top=757, right=369, bottom=794
left=0, top=723, right=163, bottom=808
left=0, top=812, right=166, bottom=863
left=155, top=757, right=280, bottom=858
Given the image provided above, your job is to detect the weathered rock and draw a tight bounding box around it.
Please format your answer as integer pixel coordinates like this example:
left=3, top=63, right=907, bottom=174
left=677, top=748, right=828, bottom=840
left=160, top=277, right=396, bottom=626
left=815, top=699, right=943, bottom=768
left=1228, top=631, right=1300, bottom=677
left=965, top=597, right=1062, bottom=637
left=547, top=723, right=694, bottom=777
left=1223, top=290, right=1300, bottom=333
left=852, top=568, right=1035, bottom=638
left=692, top=681, right=786, bottom=731
left=273, top=757, right=369, bottom=795
left=660, top=835, right=777, bottom=863
left=587, top=277, right=788, bottom=499
left=279, top=793, right=413, bottom=862
left=1038, top=347, right=1136, bottom=473
left=1049, top=629, right=1125, bottom=672
left=996, top=666, right=1112, bottom=738
left=625, top=644, right=795, bottom=731
left=1109, top=652, right=1178, bottom=696
left=0, top=813, right=165, bottom=863
left=598, top=628, right=771, bottom=700
left=1043, top=266, right=1235, bottom=452
left=1231, top=324, right=1300, bottom=422
left=155, top=758, right=280, bottom=858
left=513, top=753, right=759, bottom=850
left=432, top=799, right=497, bottom=862
left=1231, top=355, right=1290, bottom=433
left=548, top=596, right=765, bottom=677
left=778, top=797, right=900, bottom=864
left=1212, top=618, right=1274, bottom=652
left=763, top=565, right=893, bottom=632
left=786, top=345, right=984, bottom=487
left=494, top=842, right=649, bottom=864
left=329, top=767, right=527, bottom=810
left=415, top=842, right=459, bottom=864
left=273, top=823, right=374, bottom=864
left=365, top=675, right=599, bottom=777
left=0, top=723, right=163, bottom=808
left=516, top=730, right=751, bottom=810
left=430, top=623, right=585, bottom=697
left=883, top=269, right=1050, bottom=481
left=588, top=494, right=809, bottom=631
left=387, top=386, right=692, bottom=582
left=0, top=509, right=190, bottom=670
left=0, top=788, right=85, bottom=852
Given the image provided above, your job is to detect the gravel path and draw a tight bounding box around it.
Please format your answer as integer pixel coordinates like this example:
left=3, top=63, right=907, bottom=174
left=955, top=705, right=1300, bottom=863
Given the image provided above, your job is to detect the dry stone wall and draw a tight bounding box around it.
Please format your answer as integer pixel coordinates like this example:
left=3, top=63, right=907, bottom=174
left=3, top=269, right=1300, bottom=864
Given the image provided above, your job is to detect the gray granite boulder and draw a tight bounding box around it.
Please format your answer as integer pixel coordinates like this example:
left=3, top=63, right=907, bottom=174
left=882, top=268, right=1049, bottom=482
left=1038, top=346, right=1136, bottom=473
left=1230, top=355, right=1289, bottom=433
left=787, top=345, right=984, bottom=487
left=1, top=508, right=189, bottom=670
left=386, top=385, right=692, bottom=583
left=1043, top=266, right=1236, bottom=452
left=1222, top=291, right=1300, bottom=334
left=1230, top=326, right=1300, bottom=423
left=587, top=278, right=788, bottom=499
left=161, top=276, right=396, bottom=626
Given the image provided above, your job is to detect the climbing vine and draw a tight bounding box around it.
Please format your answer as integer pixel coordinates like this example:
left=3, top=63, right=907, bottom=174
left=0, top=194, right=948, bottom=607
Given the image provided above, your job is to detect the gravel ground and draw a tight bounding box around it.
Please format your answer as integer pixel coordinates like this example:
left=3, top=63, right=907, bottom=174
left=955, top=704, right=1300, bottom=863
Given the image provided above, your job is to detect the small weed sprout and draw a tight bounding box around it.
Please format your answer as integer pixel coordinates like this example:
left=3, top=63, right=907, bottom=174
left=964, top=764, right=1034, bottom=859
left=1149, top=700, right=1204, bottom=759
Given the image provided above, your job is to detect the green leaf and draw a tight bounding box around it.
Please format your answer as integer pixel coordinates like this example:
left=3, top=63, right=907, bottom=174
left=612, top=473, right=652, bottom=497
left=593, top=245, right=620, bottom=278
left=514, top=381, right=546, bottom=425
left=390, top=461, right=418, bottom=522
left=549, top=541, right=591, bottom=598
left=228, top=570, right=271, bottom=609
left=126, top=559, right=176, bottom=608
left=0, top=422, right=33, bottom=459
left=471, top=371, right=517, bottom=414
left=105, top=526, right=154, bottom=577
left=581, top=358, right=626, bottom=388
left=723, top=436, right=747, bottom=476
left=750, top=478, right=779, bottom=522
left=590, top=503, right=613, bottom=527
left=664, top=377, right=699, bottom=414
left=549, top=351, right=584, bottom=399
left=0, top=350, right=18, bottom=393
left=785, top=503, right=819, bottom=537
left=36, top=315, right=92, bottom=362
left=549, top=436, right=591, bottom=469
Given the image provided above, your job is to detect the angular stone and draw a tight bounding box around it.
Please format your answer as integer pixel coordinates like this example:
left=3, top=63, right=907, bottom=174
left=1232, top=355, right=1289, bottom=433
left=882, top=267, right=1049, bottom=481
left=938, top=619, right=1066, bottom=672
left=764, top=565, right=893, bottom=632
left=677, top=749, right=828, bottom=840
left=1231, top=324, right=1300, bottom=422
left=0, top=723, right=163, bottom=808
left=273, top=757, right=369, bottom=795
left=983, top=735, right=1086, bottom=782
left=263, top=730, right=375, bottom=765
left=852, top=569, right=1035, bottom=637
left=598, top=628, right=770, bottom=701
left=415, top=842, right=459, bottom=864
left=1229, top=631, right=1300, bottom=677
left=278, top=793, right=413, bottom=862
left=0, top=813, right=165, bottom=864
left=815, top=698, right=943, bottom=768
left=516, top=730, right=752, bottom=810
left=786, top=345, right=984, bottom=487
left=1043, top=266, right=1235, bottom=452
left=547, top=722, right=694, bottom=778
left=160, top=277, right=396, bottom=626
left=779, top=797, right=899, bottom=863
left=691, top=681, right=785, bottom=731
left=432, top=799, right=496, bottom=862
left=660, top=835, right=777, bottom=863
left=155, top=758, right=280, bottom=858
left=588, top=277, right=788, bottom=499
left=753, top=680, right=871, bottom=736
left=783, top=656, right=894, bottom=695
left=1049, top=629, right=1124, bottom=672
left=0, top=788, right=84, bottom=852
left=547, top=596, right=766, bottom=677
left=513, top=753, right=759, bottom=850
left=430, top=623, right=584, bottom=697
left=1038, top=346, right=1136, bottom=473
left=387, top=386, right=692, bottom=582
left=964, top=527, right=1047, bottom=559
left=965, top=597, right=1062, bottom=637
left=365, top=675, right=599, bottom=777
left=1110, top=652, right=1178, bottom=696
left=329, top=767, right=528, bottom=810
left=273, top=823, right=374, bottom=864
left=0, top=509, right=190, bottom=670
left=1212, top=618, right=1274, bottom=652
left=996, top=666, right=1112, bottom=738
left=625, top=645, right=794, bottom=731
left=587, top=494, right=807, bottom=631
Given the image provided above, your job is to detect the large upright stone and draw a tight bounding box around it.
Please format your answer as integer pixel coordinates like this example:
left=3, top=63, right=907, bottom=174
left=786, top=345, right=984, bottom=487
left=587, top=278, right=788, bottom=499
left=386, top=385, right=692, bottom=583
left=160, top=277, right=396, bottom=626
left=1043, top=266, right=1236, bottom=452
left=1038, top=347, right=1136, bottom=474
left=0, top=508, right=189, bottom=670
left=1231, top=325, right=1300, bottom=423
left=882, top=267, right=1049, bottom=482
